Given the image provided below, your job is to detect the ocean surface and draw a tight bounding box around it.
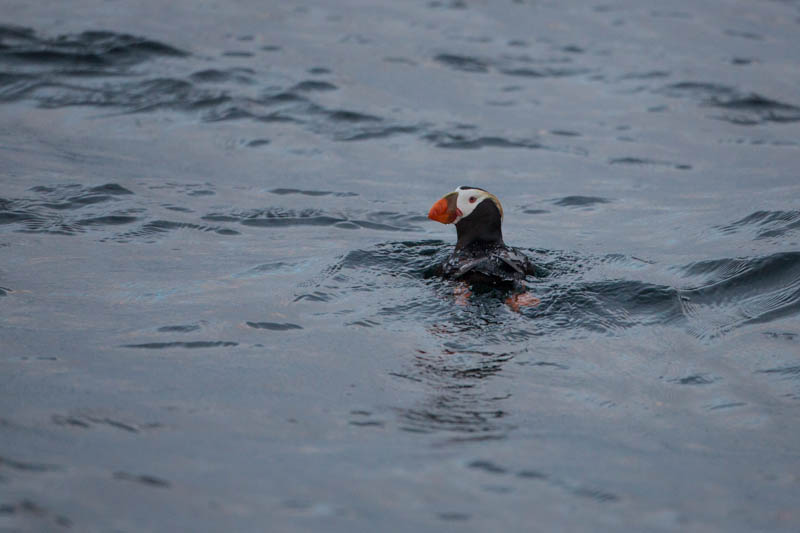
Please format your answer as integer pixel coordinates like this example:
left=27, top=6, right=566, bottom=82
left=1, top=1, right=799, bottom=531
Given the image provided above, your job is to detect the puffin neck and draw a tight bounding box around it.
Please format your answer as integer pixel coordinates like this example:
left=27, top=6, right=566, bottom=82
left=454, top=199, right=504, bottom=250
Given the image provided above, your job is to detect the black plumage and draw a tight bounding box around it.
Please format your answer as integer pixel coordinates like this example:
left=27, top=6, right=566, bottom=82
left=428, top=188, right=546, bottom=288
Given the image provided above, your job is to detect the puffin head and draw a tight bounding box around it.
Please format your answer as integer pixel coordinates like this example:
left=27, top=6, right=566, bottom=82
left=428, top=186, right=505, bottom=249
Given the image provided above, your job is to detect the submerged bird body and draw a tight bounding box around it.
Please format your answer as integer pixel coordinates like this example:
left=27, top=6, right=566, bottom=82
left=440, top=243, right=540, bottom=288
left=428, top=186, right=543, bottom=289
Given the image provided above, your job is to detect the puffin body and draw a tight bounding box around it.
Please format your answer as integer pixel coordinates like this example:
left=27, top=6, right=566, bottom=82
left=428, top=186, right=542, bottom=289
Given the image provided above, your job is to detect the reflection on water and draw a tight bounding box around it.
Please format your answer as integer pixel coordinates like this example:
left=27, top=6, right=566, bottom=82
left=395, top=346, right=518, bottom=441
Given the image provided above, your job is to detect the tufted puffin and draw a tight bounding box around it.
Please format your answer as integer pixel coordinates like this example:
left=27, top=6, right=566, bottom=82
left=428, top=186, right=545, bottom=308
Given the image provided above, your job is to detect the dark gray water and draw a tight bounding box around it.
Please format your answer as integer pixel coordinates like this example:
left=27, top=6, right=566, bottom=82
left=1, top=0, right=799, bottom=531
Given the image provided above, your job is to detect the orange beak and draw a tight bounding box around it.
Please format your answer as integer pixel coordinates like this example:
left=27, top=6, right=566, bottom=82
left=428, top=192, right=459, bottom=224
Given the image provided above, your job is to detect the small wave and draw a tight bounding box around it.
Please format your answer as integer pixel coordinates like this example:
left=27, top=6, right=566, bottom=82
left=113, top=472, right=171, bottom=488
left=0, top=183, right=140, bottom=235
left=499, top=66, right=589, bottom=78
left=670, top=374, right=716, bottom=385
left=52, top=413, right=161, bottom=433
left=327, top=110, right=381, bottom=123
left=293, top=291, right=333, bottom=302
left=678, top=252, right=800, bottom=337
left=109, top=220, right=239, bottom=242
left=0, top=499, right=73, bottom=528
left=553, top=196, right=610, bottom=207
left=0, top=25, right=187, bottom=71
left=123, top=341, right=238, bottom=349
left=433, top=51, right=588, bottom=79
left=619, top=70, right=670, bottom=80
left=35, top=78, right=229, bottom=113
left=77, top=215, right=138, bottom=226
left=246, top=139, right=270, bottom=147
left=246, top=322, right=303, bottom=330
left=157, top=324, right=201, bottom=333
left=269, top=188, right=358, bottom=197
left=234, top=261, right=311, bottom=278
left=724, top=29, right=763, bottom=40
left=202, top=208, right=421, bottom=232
left=424, top=131, right=542, bottom=150
left=336, top=240, right=449, bottom=277
left=608, top=157, right=691, bottom=170
left=756, top=366, right=800, bottom=378
left=221, top=50, right=253, bottom=58
left=29, top=183, right=133, bottom=208
left=334, top=124, right=423, bottom=142
left=291, top=80, right=337, bottom=92
left=189, top=68, right=255, bottom=84
left=715, top=210, right=800, bottom=241
left=422, top=128, right=586, bottom=154
left=713, top=95, right=800, bottom=125
left=434, top=54, right=489, bottom=73
left=0, top=455, right=60, bottom=473
left=527, top=279, right=685, bottom=335
left=468, top=459, right=620, bottom=504
left=659, top=82, right=800, bottom=125
left=428, top=0, right=470, bottom=10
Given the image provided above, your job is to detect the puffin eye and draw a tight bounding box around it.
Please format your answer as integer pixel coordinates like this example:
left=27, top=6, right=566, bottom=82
left=469, top=196, right=477, bottom=203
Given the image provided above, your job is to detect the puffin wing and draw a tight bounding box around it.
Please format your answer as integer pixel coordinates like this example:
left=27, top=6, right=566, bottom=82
left=454, top=257, right=492, bottom=278
left=499, top=254, right=526, bottom=275
left=499, top=248, right=549, bottom=278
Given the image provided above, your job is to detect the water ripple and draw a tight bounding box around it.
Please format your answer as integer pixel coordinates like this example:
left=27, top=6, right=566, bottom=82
left=202, top=208, right=421, bottom=232
left=0, top=183, right=141, bottom=236
left=0, top=25, right=187, bottom=69
left=678, top=252, right=800, bottom=338
left=123, top=341, right=238, bottom=349
left=433, top=52, right=589, bottom=79
left=305, top=242, right=800, bottom=342
left=716, top=210, right=800, bottom=241
left=0, top=26, right=588, bottom=155
left=659, top=82, right=800, bottom=125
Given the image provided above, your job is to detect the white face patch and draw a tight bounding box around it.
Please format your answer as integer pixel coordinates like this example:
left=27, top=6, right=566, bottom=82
left=452, top=186, right=503, bottom=224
